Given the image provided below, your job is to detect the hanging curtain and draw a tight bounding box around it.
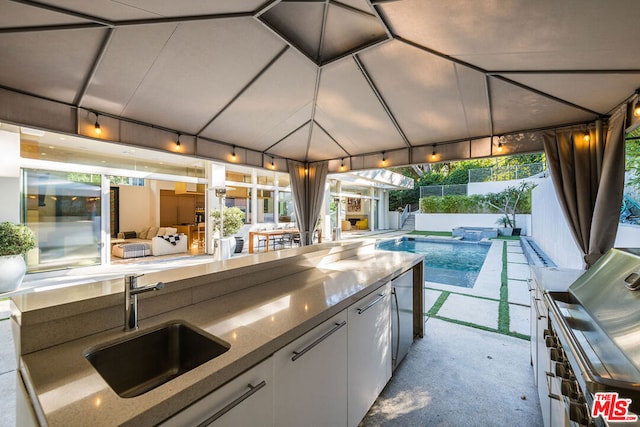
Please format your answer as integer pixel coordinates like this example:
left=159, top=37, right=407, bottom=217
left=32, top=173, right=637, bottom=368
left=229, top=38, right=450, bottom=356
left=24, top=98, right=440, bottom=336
left=542, top=105, right=627, bottom=267
left=288, top=160, right=329, bottom=246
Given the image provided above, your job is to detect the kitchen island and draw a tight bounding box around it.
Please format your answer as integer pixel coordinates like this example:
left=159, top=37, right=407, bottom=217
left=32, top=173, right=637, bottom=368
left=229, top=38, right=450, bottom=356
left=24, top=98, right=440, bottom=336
left=12, top=240, right=423, bottom=426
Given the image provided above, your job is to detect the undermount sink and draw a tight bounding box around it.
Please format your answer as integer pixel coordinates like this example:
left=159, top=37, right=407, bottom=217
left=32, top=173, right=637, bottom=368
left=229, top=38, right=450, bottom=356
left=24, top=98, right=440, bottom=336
left=85, top=321, right=230, bottom=398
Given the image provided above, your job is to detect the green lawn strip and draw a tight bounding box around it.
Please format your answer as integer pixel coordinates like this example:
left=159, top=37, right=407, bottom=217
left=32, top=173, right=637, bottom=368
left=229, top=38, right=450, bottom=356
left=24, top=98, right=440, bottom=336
left=422, top=240, right=531, bottom=341
left=492, top=235, right=521, bottom=241
left=498, top=241, right=510, bottom=334
left=426, top=290, right=450, bottom=317
left=409, top=230, right=452, bottom=237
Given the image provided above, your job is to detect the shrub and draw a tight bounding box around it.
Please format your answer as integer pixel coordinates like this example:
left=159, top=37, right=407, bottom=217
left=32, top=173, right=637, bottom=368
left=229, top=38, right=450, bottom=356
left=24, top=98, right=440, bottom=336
left=210, top=207, right=245, bottom=237
left=0, top=222, right=36, bottom=256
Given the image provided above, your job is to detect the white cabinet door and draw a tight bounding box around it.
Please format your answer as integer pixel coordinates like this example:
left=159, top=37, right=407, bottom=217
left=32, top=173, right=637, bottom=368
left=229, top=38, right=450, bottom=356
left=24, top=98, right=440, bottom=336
left=160, top=357, right=274, bottom=427
left=274, top=311, right=348, bottom=427
left=347, top=282, right=392, bottom=427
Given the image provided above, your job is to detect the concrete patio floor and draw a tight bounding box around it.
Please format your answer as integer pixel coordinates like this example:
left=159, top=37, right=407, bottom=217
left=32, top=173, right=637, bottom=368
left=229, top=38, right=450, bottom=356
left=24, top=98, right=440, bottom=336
left=361, top=240, right=542, bottom=426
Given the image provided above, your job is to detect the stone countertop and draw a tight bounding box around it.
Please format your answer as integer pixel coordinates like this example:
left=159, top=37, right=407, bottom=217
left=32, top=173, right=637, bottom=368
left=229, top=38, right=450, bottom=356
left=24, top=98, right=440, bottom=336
left=531, top=265, right=584, bottom=293
left=20, top=249, right=421, bottom=426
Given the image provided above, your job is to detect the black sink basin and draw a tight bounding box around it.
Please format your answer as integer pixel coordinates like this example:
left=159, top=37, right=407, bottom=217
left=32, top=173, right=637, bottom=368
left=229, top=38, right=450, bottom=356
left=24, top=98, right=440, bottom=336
left=85, top=321, right=230, bottom=398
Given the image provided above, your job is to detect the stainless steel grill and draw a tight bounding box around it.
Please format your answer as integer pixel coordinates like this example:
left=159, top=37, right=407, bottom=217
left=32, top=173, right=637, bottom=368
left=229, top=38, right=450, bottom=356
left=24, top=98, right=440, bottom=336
left=545, top=248, right=640, bottom=426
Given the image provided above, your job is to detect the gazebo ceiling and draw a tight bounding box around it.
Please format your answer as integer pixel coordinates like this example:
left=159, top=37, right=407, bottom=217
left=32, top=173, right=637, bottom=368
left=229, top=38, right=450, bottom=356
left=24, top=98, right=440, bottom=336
left=1, top=0, right=639, bottom=168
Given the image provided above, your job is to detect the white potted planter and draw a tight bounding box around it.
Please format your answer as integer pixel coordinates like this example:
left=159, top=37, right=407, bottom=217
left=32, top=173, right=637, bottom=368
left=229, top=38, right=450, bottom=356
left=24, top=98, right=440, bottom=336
left=210, top=207, right=245, bottom=260
left=0, top=222, right=36, bottom=294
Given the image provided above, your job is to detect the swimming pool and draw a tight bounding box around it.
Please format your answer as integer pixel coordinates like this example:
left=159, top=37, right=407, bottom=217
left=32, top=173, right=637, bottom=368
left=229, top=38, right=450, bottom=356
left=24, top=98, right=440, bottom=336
left=376, top=237, right=491, bottom=288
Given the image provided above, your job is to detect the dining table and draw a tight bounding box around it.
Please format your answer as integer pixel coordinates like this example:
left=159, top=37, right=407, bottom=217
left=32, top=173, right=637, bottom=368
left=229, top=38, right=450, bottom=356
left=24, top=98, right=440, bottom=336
left=248, top=229, right=299, bottom=253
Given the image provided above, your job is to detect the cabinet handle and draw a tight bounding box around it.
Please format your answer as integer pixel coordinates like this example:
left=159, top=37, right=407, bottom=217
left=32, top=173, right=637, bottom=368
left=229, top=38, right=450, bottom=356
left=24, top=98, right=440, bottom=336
left=197, top=380, right=267, bottom=427
left=392, top=288, right=400, bottom=367
left=533, top=299, right=546, bottom=320
left=292, top=321, right=347, bottom=362
left=356, top=293, right=387, bottom=315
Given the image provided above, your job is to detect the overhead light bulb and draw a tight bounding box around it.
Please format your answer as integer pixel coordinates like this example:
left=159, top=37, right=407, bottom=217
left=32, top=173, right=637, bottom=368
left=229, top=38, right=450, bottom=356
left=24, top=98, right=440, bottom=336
left=175, top=134, right=181, bottom=150
left=94, top=114, right=101, bottom=135
left=340, top=158, right=345, bottom=170
left=381, top=152, right=386, bottom=166
left=231, top=146, right=236, bottom=160
left=583, top=131, right=590, bottom=142
left=634, top=100, right=640, bottom=117
left=497, top=142, right=503, bottom=152
left=431, top=145, right=436, bottom=160
left=271, top=158, right=275, bottom=169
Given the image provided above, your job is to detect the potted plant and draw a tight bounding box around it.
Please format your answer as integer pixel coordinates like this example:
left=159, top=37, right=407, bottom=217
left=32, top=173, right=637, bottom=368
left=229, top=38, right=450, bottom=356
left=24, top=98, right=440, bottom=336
left=495, top=215, right=513, bottom=236
left=0, top=222, right=36, bottom=293
left=210, top=207, right=245, bottom=258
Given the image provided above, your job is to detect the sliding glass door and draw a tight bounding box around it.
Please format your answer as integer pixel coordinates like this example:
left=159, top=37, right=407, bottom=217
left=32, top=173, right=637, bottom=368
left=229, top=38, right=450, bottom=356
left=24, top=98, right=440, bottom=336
left=23, top=169, right=102, bottom=272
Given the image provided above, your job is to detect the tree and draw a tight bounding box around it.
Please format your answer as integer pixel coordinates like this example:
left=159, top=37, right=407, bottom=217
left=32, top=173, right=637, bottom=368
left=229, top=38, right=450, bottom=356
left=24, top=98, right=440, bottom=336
left=485, top=182, right=535, bottom=228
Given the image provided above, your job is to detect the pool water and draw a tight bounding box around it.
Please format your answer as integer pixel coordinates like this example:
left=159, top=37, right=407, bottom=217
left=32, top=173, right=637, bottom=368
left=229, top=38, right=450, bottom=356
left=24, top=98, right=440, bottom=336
left=376, top=238, right=490, bottom=288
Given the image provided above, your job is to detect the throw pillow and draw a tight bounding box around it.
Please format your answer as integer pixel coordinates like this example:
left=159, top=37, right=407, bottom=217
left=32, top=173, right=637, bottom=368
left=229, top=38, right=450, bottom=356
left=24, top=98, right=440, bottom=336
left=147, top=226, right=159, bottom=238
left=138, top=226, right=150, bottom=239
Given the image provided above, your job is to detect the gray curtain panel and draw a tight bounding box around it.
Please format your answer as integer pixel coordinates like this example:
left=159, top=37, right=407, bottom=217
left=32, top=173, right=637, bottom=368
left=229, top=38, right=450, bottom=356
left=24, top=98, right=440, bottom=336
left=543, top=105, right=627, bottom=267
left=288, top=160, right=329, bottom=246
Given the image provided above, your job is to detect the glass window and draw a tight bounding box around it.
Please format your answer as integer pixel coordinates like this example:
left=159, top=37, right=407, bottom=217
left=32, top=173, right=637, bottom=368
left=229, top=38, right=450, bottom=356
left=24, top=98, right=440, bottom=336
left=278, top=191, right=296, bottom=223
left=23, top=169, right=102, bottom=272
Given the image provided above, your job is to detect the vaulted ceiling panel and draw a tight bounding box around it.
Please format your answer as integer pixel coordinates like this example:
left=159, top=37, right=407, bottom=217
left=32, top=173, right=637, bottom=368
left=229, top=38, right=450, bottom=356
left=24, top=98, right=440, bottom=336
left=268, top=123, right=311, bottom=161
left=1, top=1, right=639, bottom=168
left=489, top=77, right=597, bottom=135
left=201, top=49, right=317, bottom=150
left=0, top=28, right=108, bottom=103
left=379, top=0, right=640, bottom=71
left=320, top=2, right=387, bottom=63
left=121, top=18, right=285, bottom=134
left=358, top=41, right=490, bottom=145
left=306, top=123, right=347, bottom=161
left=316, top=58, right=405, bottom=156
left=498, top=73, right=640, bottom=116
left=0, top=0, right=84, bottom=28
left=260, top=2, right=324, bottom=62
left=82, top=24, right=178, bottom=115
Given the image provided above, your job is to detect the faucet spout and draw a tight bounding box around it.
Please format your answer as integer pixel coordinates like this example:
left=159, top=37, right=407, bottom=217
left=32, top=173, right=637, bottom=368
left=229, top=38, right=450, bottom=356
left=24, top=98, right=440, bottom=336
left=124, top=274, right=164, bottom=331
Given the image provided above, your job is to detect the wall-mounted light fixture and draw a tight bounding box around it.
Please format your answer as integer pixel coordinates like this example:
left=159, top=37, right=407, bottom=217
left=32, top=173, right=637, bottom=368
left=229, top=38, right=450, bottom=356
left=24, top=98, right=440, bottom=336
left=431, top=145, right=436, bottom=160
left=94, top=113, right=101, bottom=135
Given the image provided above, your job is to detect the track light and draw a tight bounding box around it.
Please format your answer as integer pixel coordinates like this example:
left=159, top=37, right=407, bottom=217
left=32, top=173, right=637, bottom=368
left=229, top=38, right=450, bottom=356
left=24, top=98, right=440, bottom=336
left=94, top=114, right=101, bottom=135
left=431, top=145, right=436, bottom=160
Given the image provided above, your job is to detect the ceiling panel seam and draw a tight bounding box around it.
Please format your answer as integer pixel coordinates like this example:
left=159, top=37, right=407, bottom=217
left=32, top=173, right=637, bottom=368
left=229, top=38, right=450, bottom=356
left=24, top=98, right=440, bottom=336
left=452, top=62, right=477, bottom=142
left=255, top=18, right=318, bottom=66
left=74, top=28, right=115, bottom=107
left=487, top=69, right=640, bottom=75
left=319, top=37, right=390, bottom=68
left=483, top=74, right=495, bottom=140
left=196, top=45, right=290, bottom=136
left=305, top=68, right=324, bottom=161
left=353, top=55, right=411, bottom=148
left=316, top=0, right=330, bottom=63
left=394, top=36, right=603, bottom=118
left=263, top=120, right=311, bottom=153
left=369, top=3, right=393, bottom=39
left=314, top=120, right=350, bottom=156
left=9, top=0, right=114, bottom=27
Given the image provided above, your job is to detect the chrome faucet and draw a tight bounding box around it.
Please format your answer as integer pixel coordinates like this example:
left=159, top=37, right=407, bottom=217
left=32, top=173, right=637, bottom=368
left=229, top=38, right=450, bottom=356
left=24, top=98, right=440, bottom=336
left=124, top=274, right=164, bottom=331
